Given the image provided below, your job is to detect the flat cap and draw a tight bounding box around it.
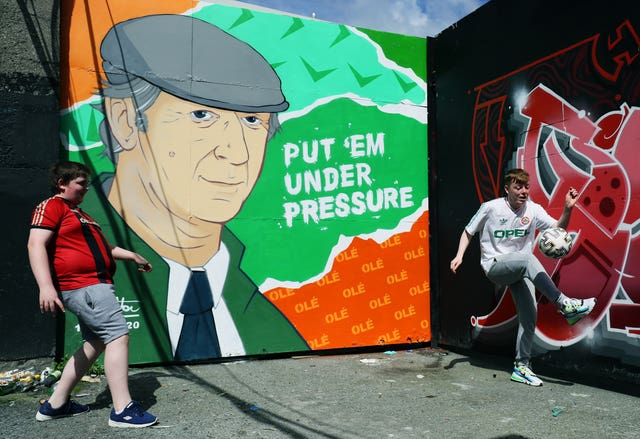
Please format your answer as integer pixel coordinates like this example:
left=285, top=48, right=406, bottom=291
left=101, top=14, right=288, bottom=113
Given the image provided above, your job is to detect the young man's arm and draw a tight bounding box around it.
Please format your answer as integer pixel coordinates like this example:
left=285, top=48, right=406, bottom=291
left=554, top=187, right=579, bottom=229
left=27, top=228, right=65, bottom=314
left=450, top=230, right=473, bottom=274
left=111, top=246, right=153, bottom=272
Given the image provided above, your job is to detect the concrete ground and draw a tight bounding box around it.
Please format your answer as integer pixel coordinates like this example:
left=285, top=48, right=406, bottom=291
left=1, top=347, right=639, bottom=439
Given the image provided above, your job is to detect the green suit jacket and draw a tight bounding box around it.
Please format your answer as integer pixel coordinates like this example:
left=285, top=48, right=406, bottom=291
left=80, top=178, right=308, bottom=364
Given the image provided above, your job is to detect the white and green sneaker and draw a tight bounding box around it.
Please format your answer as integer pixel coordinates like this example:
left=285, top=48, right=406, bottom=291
left=560, top=298, right=596, bottom=325
left=511, top=363, right=543, bottom=386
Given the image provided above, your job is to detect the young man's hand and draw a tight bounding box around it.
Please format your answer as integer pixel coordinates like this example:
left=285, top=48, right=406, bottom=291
left=450, top=256, right=463, bottom=274
left=565, top=186, right=579, bottom=208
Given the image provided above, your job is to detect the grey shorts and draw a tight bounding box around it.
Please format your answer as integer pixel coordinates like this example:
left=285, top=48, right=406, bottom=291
left=61, top=283, right=129, bottom=344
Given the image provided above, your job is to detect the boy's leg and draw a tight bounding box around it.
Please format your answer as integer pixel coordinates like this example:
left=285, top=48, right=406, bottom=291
left=48, top=339, right=105, bottom=408
left=104, top=334, right=132, bottom=413
left=105, top=334, right=158, bottom=428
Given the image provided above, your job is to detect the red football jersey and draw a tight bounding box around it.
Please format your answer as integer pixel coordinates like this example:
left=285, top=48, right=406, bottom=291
left=31, top=196, right=116, bottom=291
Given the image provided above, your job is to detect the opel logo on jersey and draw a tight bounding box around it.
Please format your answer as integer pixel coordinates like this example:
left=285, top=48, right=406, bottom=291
left=493, top=229, right=530, bottom=238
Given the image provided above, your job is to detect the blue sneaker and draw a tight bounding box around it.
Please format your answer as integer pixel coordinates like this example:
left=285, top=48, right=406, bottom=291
left=560, top=297, right=596, bottom=325
left=36, top=399, right=90, bottom=421
left=108, top=401, right=157, bottom=428
left=510, top=363, right=543, bottom=386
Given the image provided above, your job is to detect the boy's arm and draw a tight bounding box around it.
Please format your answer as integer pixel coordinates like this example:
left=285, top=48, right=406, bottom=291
left=27, top=228, right=65, bottom=314
left=111, top=246, right=153, bottom=272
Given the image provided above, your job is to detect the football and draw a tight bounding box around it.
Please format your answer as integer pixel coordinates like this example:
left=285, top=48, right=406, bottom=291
left=537, top=227, right=573, bottom=259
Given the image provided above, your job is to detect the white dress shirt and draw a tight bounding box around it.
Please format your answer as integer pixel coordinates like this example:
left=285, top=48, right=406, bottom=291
left=165, top=242, right=246, bottom=357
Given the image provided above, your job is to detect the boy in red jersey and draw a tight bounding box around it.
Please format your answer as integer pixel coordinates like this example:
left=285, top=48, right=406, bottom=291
left=28, top=161, right=158, bottom=428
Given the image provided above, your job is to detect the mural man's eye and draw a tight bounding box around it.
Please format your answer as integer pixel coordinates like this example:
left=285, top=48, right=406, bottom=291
left=242, top=115, right=267, bottom=128
left=190, top=110, right=216, bottom=123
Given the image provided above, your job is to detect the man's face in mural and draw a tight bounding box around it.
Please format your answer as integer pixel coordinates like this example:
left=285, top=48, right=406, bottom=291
left=116, top=91, right=271, bottom=224
left=504, top=179, right=530, bottom=210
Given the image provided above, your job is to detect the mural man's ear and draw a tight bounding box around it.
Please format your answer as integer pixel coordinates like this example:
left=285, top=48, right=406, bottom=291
left=105, top=97, right=140, bottom=151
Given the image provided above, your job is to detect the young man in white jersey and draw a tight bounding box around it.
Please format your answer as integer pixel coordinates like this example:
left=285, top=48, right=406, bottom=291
left=450, top=168, right=596, bottom=386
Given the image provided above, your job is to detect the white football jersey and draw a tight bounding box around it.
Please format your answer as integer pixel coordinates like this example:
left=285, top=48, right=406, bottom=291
left=465, top=197, right=556, bottom=273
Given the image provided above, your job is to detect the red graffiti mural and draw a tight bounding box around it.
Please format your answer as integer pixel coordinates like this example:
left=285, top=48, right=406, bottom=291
left=470, top=20, right=640, bottom=351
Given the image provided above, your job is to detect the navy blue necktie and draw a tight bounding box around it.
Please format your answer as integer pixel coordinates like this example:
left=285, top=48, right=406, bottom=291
left=174, top=270, right=221, bottom=361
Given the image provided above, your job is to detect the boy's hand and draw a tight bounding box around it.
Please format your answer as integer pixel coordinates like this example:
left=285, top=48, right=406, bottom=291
left=40, top=286, right=64, bottom=314
left=132, top=253, right=153, bottom=272
left=138, top=262, right=153, bottom=272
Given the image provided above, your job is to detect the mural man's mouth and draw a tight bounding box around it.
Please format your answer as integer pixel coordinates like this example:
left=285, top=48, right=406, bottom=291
left=199, top=176, right=245, bottom=187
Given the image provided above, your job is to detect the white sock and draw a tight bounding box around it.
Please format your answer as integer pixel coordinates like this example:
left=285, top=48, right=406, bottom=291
left=555, top=293, right=570, bottom=308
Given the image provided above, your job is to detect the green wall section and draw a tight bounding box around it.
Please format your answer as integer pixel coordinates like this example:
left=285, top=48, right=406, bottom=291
left=233, top=97, right=427, bottom=284
left=193, top=6, right=426, bottom=112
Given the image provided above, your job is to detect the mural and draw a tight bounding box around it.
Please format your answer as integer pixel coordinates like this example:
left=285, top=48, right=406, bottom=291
left=60, top=0, right=429, bottom=364
left=470, top=19, right=640, bottom=364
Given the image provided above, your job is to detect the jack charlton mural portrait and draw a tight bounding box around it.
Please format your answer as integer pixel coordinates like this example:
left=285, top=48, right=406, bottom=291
left=61, top=1, right=430, bottom=364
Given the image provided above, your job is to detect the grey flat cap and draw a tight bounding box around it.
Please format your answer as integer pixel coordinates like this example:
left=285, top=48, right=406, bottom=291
left=101, top=14, right=288, bottom=113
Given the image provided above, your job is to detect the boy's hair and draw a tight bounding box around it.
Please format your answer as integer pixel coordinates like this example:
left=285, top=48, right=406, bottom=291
left=50, top=161, right=91, bottom=194
left=503, top=168, right=530, bottom=186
